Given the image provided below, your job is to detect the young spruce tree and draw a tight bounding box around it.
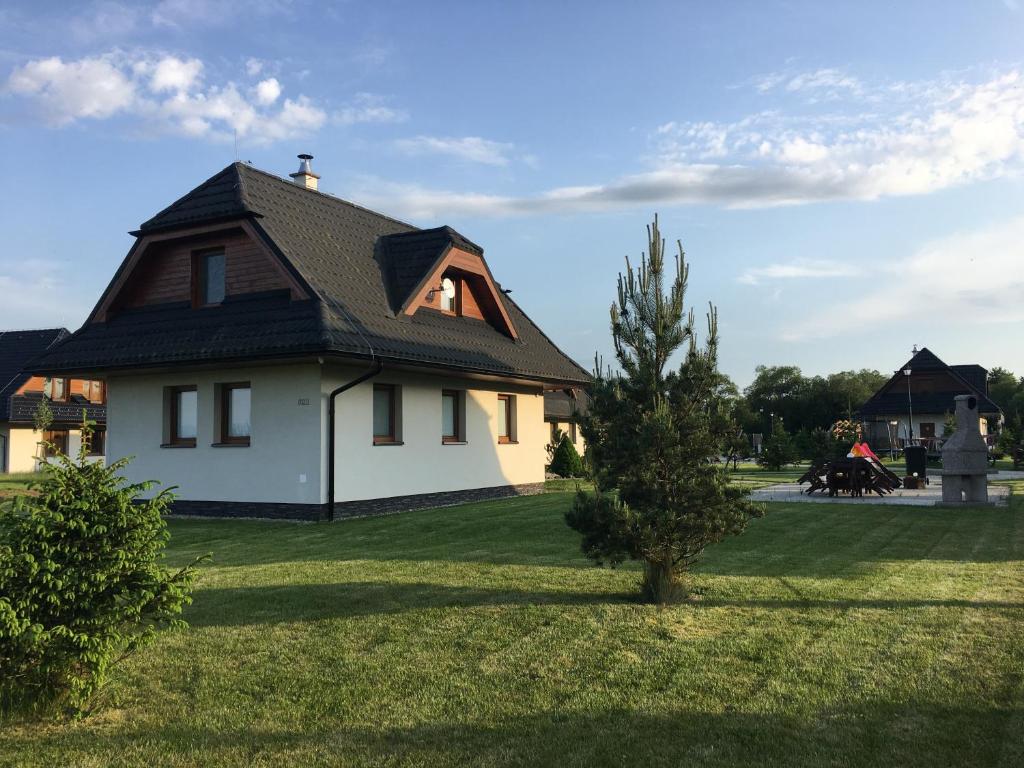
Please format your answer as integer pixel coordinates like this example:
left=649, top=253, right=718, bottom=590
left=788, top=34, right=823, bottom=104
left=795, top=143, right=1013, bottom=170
left=566, top=216, right=762, bottom=603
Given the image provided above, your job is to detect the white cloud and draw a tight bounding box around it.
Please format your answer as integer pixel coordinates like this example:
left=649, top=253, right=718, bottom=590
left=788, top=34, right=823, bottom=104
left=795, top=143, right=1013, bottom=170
left=333, top=92, right=407, bottom=125
left=245, top=57, right=263, bottom=76
left=781, top=215, right=1024, bottom=341
left=6, top=54, right=136, bottom=125
left=394, top=135, right=515, bottom=166
left=737, top=261, right=858, bottom=285
left=5, top=51, right=327, bottom=145
left=151, top=0, right=293, bottom=28
left=146, top=55, right=203, bottom=92
left=354, top=69, right=1024, bottom=218
left=254, top=77, right=281, bottom=105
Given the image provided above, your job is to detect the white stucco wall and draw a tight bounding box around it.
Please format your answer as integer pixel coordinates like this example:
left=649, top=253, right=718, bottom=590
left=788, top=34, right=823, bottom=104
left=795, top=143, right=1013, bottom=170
left=5, top=426, right=41, bottom=473
left=325, top=365, right=546, bottom=502
left=107, top=363, right=323, bottom=504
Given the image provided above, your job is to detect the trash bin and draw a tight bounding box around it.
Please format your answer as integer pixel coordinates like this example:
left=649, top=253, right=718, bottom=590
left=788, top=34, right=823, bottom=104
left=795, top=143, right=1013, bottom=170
left=905, top=445, right=927, bottom=480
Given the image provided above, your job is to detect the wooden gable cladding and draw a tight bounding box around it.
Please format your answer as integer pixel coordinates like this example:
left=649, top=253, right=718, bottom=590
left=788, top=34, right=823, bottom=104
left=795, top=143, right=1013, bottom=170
left=405, top=246, right=518, bottom=339
left=96, top=220, right=308, bottom=322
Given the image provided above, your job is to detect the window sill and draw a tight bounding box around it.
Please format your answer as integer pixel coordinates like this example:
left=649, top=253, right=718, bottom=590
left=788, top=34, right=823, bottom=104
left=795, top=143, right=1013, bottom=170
left=498, top=439, right=519, bottom=445
left=160, top=442, right=196, bottom=449
left=211, top=441, right=250, bottom=448
left=442, top=440, right=467, bottom=445
left=373, top=440, right=404, bottom=446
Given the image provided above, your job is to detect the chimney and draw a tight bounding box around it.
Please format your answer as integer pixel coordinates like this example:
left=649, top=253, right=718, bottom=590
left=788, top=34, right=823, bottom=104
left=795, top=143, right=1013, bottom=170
left=290, top=153, right=320, bottom=191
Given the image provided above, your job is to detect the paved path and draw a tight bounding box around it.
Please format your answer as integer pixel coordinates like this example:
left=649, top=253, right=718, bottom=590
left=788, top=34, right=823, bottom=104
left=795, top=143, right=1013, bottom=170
left=751, top=475, right=1011, bottom=507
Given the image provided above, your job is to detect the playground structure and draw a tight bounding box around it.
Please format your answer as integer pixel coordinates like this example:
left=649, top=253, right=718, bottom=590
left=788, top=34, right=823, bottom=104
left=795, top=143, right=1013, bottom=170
left=799, top=424, right=904, bottom=498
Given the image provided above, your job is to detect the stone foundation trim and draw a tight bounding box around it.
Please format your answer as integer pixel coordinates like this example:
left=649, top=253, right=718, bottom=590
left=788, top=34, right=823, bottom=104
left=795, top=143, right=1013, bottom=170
left=167, top=482, right=547, bottom=522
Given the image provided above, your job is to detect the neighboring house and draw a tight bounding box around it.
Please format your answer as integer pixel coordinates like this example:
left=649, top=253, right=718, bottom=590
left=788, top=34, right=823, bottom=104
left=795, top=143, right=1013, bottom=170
left=0, top=328, right=107, bottom=473
left=32, top=157, right=590, bottom=519
left=858, top=347, right=1001, bottom=451
left=543, top=388, right=589, bottom=459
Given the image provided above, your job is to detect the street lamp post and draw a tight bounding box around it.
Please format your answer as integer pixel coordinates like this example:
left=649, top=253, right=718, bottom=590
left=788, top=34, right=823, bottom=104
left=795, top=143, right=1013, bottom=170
left=903, top=368, right=914, bottom=446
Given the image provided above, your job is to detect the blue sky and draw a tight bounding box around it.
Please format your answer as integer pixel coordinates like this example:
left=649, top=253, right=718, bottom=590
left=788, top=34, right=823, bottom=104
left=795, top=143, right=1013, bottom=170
left=2, top=0, right=1023, bottom=387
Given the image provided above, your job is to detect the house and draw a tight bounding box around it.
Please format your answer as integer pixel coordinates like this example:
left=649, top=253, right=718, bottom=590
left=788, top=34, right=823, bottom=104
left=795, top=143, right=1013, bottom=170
left=0, top=328, right=107, bottom=473
left=544, top=388, right=589, bottom=458
left=31, top=157, right=590, bottom=520
left=858, top=347, right=1001, bottom=451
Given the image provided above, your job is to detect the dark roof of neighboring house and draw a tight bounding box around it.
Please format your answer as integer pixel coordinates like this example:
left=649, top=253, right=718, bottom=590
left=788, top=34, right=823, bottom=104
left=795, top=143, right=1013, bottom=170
left=0, top=328, right=68, bottom=421
left=8, top=391, right=107, bottom=427
left=34, top=163, right=590, bottom=386
left=544, top=388, right=591, bottom=420
left=858, top=347, right=1001, bottom=418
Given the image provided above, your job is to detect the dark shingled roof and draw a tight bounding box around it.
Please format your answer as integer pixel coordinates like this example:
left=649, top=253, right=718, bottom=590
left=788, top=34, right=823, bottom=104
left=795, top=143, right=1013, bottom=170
left=0, top=328, right=68, bottom=421
left=858, top=347, right=1000, bottom=418
left=544, top=389, right=591, bottom=421
left=33, top=163, right=591, bottom=386
left=8, top=391, right=106, bottom=427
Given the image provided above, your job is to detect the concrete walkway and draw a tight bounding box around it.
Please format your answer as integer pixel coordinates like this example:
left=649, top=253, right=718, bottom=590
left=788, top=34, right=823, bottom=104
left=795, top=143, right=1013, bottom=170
left=751, top=474, right=1011, bottom=507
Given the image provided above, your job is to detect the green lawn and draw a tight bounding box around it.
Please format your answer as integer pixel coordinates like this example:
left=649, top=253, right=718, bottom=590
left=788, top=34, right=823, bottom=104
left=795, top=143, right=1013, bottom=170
left=3, top=488, right=1024, bottom=767
left=0, top=473, right=33, bottom=499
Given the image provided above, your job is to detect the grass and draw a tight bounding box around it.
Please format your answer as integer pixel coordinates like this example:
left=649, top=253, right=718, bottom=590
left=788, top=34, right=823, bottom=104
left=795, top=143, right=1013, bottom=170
left=3, top=489, right=1024, bottom=767
left=0, top=472, right=34, bottom=499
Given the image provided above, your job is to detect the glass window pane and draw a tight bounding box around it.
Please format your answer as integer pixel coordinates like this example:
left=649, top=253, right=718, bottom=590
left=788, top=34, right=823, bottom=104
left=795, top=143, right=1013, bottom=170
left=177, top=390, right=197, bottom=439
left=373, top=388, right=392, bottom=437
left=442, top=393, right=456, bottom=437
left=204, top=253, right=225, bottom=304
left=498, top=398, right=508, bottom=437
left=229, top=387, right=251, bottom=437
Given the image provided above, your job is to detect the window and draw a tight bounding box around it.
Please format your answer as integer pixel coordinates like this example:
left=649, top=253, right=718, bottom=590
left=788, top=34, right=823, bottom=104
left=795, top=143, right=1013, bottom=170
left=497, top=394, right=516, bottom=444
left=442, top=389, right=465, bottom=444
left=440, top=276, right=459, bottom=314
left=219, top=383, right=251, bottom=445
left=569, top=421, right=577, bottom=444
left=46, top=377, right=68, bottom=402
left=373, top=384, right=400, bottom=444
left=86, top=380, right=106, bottom=404
left=43, top=430, right=68, bottom=457
left=193, top=250, right=226, bottom=306
left=168, top=385, right=197, bottom=447
left=87, top=429, right=106, bottom=457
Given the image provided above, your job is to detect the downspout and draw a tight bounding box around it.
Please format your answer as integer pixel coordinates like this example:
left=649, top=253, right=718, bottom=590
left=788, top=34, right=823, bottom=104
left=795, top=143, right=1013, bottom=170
left=327, top=358, right=382, bottom=521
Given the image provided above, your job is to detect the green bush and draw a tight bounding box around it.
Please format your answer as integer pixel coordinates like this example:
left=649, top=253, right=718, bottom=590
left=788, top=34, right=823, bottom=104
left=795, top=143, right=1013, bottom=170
left=0, top=422, right=203, bottom=720
left=548, top=434, right=585, bottom=478
left=758, top=423, right=797, bottom=470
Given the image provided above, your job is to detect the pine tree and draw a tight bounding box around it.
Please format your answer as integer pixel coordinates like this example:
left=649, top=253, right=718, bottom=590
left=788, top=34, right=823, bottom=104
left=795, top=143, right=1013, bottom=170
left=566, top=216, right=762, bottom=603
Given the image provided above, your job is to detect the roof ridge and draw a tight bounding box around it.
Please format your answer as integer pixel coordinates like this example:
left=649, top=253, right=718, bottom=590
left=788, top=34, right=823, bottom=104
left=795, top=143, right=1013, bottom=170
left=236, top=162, right=419, bottom=232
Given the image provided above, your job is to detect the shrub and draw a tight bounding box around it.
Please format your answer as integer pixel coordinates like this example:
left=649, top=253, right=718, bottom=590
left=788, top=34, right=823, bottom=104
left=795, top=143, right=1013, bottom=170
left=0, top=421, right=203, bottom=719
left=758, top=422, right=797, bottom=470
left=548, top=434, right=585, bottom=478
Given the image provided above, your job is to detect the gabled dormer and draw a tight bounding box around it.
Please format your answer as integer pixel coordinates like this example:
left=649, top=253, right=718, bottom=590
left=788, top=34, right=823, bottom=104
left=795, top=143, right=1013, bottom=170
left=90, top=164, right=311, bottom=323
left=378, top=226, right=518, bottom=339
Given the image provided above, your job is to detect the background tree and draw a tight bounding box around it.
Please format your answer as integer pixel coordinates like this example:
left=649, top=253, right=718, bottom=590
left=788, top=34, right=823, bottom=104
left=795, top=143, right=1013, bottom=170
left=32, top=394, right=53, bottom=466
left=0, top=420, right=203, bottom=719
left=566, top=216, right=762, bottom=604
left=757, top=418, right=796, bottom=470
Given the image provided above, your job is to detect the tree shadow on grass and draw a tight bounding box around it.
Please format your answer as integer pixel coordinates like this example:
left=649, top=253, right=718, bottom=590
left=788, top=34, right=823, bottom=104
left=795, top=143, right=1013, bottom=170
left=185, top=581, right=637, bottom=627
left=8, top=704, right=1022, bottom=767
left=183, top=581, right=1024, bottom=628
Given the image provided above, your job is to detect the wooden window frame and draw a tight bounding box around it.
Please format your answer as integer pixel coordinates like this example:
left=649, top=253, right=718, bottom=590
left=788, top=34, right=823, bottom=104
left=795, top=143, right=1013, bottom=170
left=373, top=384, right=399, bottom=445
left=43, top=429, right=69, bottom=458
left=48, top=377, right=70, bottom=402
left=497, top=394, right=516, bottom=444
left=442, top=389, right=463, bottom=444
left=191, top=248, right=226, bottom=308
left=219, top=382, right=251, bottom=446
left=168, top=385, right=197, bottom=447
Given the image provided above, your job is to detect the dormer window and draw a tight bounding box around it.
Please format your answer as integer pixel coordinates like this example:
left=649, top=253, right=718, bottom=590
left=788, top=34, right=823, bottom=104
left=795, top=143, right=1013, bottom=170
left=440, top=277, right=458, bottom=313
left=193, top=249, right=226, bottom=306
